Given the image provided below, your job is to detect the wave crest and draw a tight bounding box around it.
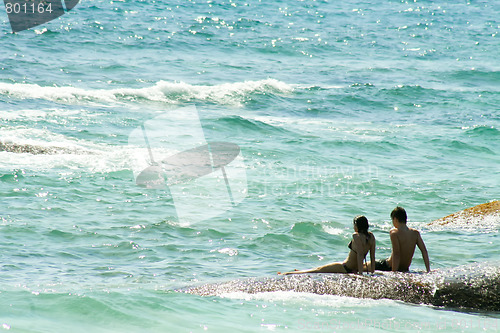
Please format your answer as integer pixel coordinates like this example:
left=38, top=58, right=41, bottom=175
left=0, top=78, right=293, bottom=106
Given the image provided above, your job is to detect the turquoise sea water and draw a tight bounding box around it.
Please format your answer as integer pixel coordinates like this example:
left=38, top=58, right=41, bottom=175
left=1, top=0, right=499, bottom=331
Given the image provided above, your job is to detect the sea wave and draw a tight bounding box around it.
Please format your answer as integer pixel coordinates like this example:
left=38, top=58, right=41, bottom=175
left=0, top=78, right=293, bottom=106
left=213, top=115, right=297, bottom=137
left=446, top=69, right=500, bottom=84
left=0, top=127, right=131, bottom=173
left=463, top=125, right=499, bottom=137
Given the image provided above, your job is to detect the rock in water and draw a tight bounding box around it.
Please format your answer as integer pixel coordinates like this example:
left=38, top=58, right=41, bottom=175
left=428, top=201, right=500, bottom=227
left=0, top=140, right=87, bottom=155
left=182, top=262, right=500, bottom=312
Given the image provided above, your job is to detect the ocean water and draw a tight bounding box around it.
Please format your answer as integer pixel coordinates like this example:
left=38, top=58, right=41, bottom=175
left=0, top=0, right=499, bottom=331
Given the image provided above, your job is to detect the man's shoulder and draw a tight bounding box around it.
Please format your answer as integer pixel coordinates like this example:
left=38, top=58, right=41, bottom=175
left=409, top=227, right=421, bottom=235
left=390, top=226, right=420, bottom=239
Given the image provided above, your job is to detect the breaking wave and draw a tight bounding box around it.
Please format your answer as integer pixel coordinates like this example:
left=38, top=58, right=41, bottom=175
left=0, top=79, right=293, bottom=106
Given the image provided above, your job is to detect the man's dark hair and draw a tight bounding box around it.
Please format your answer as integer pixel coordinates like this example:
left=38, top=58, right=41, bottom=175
left=391, top=206, right=407, bottom=223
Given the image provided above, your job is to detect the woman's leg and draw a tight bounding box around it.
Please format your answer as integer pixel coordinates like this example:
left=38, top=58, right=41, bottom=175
left=280, top=262, right=347, bottom=275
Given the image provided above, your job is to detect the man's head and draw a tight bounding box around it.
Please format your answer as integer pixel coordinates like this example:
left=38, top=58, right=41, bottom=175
left=391, top=206, right=407, bottom=224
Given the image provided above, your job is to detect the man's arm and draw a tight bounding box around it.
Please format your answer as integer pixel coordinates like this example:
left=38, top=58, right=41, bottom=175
left=416, top=232, right=430, bottom=272
left=389, top=230, right=400, bottom=272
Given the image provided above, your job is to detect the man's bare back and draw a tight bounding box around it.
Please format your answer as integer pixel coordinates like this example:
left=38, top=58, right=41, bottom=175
left=387, top=207, right=430, bottom=272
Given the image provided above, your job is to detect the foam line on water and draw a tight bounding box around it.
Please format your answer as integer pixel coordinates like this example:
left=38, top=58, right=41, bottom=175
left=0, top=127, right=132, bottom=173
left=0, top=79, right=293, bottom=106
left=219, top=290, right=395, bottom=308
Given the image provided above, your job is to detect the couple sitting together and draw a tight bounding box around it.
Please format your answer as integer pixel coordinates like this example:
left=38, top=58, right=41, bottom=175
left=280, top=207, right=430, bottom=275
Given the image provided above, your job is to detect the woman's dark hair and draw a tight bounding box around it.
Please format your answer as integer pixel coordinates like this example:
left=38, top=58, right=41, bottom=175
left=353, top=215, right=370, bottom=239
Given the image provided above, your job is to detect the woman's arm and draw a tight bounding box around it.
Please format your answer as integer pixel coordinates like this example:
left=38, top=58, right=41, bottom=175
left=356, top=251, right=364, bottom=275
left=369, top=235, right=376, bottom=273
left=352, top=234, right=364, bottom=275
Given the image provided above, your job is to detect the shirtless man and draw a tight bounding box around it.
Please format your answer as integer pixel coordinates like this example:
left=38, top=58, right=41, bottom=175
left=374, top=206, right=430, bottom=272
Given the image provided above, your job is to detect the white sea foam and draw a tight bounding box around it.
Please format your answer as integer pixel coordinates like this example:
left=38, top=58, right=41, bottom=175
left=322, top=225, right=345, bottom=236
left=252, top=115, right=391, bottom=140
left=0, top=82, right=117, bottom=103
left=0, top=78, right=293, bottom=106
left=0, top=109, right=47, bottom=121
left=0, top=108, right=92, bottom=122
left=291, top=84, right=344, bottom=90
left=219, top=290, right=395, bottom=308
left=211, top=248, right=239, bottom=256
left=0, top=127, right=131, bottom=173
